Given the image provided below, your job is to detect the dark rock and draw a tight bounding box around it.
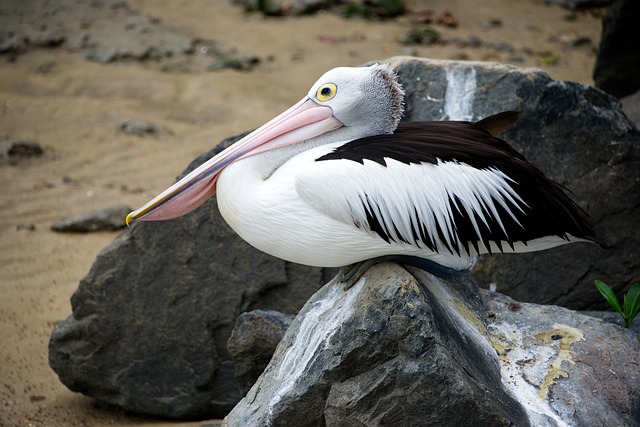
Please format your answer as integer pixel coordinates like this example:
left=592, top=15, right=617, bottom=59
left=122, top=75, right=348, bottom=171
left=51, top=205, right=132, bottom=233
left=120, top=119, right=171, bottom=138
left=482, top=17, right=504, bottom=29
left=593, top=0, right=640, bottom=98
left=231, top=0, right=405, bottom=18
left=208, top=57, right=258, bottom=72
left=383, top=56, right=639, bottom=310
left=227, top=310, right=295, bottom=395
left=582, top=310, right=640, bottom=333
left=622, top=89, right=640, bottom=128
left=485, top=289, right=640, bottom=427
left=0, top=137, right=44, bottom=163
left=223, top=264, right=640, bottom=426
left=48, top=133, right=337, bottom=419
left=224, top=264, right=529, bottom=426
left=16, top=223, right=36, bottom=231
left=544, top=0, right=613, bottom=9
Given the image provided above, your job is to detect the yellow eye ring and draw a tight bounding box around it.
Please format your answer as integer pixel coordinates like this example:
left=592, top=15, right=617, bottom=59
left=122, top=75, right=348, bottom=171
left=316, top=83, right=337, bottom=102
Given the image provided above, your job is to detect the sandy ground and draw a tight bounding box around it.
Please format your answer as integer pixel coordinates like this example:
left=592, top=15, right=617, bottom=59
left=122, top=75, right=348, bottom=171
left=0, top=1, right=603, bottom=426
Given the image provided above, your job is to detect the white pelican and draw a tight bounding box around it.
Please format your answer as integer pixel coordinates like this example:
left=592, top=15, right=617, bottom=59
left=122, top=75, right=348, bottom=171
left=126, top=64, right=605, bottom=285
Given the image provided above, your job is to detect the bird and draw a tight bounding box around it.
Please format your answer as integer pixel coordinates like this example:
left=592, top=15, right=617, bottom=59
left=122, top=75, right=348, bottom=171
left=126, top=64, right=605, bottom=287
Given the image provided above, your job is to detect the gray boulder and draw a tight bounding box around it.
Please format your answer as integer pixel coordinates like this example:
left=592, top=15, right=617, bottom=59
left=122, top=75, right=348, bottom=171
left=384, top=56, right=639, bottom=309
left=48, top=134, right=336, bottom=419
left=227, top=310, right=295, bottom=395
left=223, top=263, right=640, bottom=427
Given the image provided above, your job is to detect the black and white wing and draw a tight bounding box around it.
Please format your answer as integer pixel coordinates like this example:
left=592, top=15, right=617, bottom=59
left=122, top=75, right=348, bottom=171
left=295, top=112, right=604, bottom=257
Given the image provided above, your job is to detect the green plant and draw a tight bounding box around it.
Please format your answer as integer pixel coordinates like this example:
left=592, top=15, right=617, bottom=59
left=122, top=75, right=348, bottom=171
left=594, top=280, right=640, bottom=329
left=403, top=25, right=441, bottom=45
left=343, top=0, right=406, bottom=20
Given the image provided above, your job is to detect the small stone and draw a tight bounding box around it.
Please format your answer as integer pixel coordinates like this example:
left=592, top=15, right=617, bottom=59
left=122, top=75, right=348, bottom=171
left=436, top=11, right=458, bottom=28
left=16, top=223, right=36, bottom=231
left=488, top=40, right=514, bottom=52
left=120, top=119, right=170, bottom=138
left=50, top=204, right=132, bottom=232
left=482, top=17, right=503, bottom=29
left=208, top=57, right=258, bottom=72
left=86, top=47, right=118, bottom=63
left=0, top=138, right=44, bottom=163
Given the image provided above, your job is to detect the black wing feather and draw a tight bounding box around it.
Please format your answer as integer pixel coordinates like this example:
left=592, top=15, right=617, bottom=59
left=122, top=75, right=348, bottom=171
left=316, top=113, right=605, bottom=252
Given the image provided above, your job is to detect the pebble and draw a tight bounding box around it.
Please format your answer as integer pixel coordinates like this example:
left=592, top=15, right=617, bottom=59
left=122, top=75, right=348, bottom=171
left=0, top=138, right=44, bottom=163
left=120, top=119, right=171, bottom=138
left=50, top=204, right=132, bottom=233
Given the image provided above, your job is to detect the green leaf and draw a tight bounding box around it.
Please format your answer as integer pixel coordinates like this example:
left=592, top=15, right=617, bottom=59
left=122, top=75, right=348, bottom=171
left=595, top=280, right=623, bottom=315
left=623, top=283, right=640, bottom=327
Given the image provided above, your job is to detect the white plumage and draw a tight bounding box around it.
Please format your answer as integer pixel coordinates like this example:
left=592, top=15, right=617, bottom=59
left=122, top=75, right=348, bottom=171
left=127, top=64, right=603, bottom=278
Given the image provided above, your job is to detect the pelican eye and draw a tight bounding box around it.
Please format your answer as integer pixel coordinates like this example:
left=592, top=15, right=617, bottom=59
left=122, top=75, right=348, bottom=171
left=316, top=83, right=337, bottom=102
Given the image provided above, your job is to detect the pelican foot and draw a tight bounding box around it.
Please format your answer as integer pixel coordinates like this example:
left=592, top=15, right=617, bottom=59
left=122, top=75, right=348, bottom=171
left=338, top=259, right=382, bottom=290
left=338, top=256, right=463, bottom=291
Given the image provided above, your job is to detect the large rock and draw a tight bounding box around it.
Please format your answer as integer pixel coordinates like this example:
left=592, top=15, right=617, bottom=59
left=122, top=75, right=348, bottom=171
left=593, top=0, right=640, bottom=98
left=48, top=134, right=336, bottom=419
left=383, top=56, right=639, bottom=309
left=224, top=263, right=640, bottom=426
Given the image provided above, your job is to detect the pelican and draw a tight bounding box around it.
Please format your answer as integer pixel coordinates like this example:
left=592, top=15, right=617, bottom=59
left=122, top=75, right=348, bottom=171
left=126, top=64, right=604, bottom=285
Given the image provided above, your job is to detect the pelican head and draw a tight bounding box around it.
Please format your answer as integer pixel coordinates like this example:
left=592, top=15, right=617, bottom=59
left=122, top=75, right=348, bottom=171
left=126, top=64, right=404, bottom=224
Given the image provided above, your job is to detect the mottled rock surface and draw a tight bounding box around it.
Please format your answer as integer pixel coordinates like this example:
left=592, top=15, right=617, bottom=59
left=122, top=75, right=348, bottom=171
left=225, top=264, right=530, bottom=427
left=224, top=264, right=640, bottom=427
left=227, top=310, right=295, bottom=395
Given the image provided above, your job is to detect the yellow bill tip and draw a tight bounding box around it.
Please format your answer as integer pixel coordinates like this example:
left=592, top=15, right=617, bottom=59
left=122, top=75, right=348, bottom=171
left=125, top=212, right=135, bottom=226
